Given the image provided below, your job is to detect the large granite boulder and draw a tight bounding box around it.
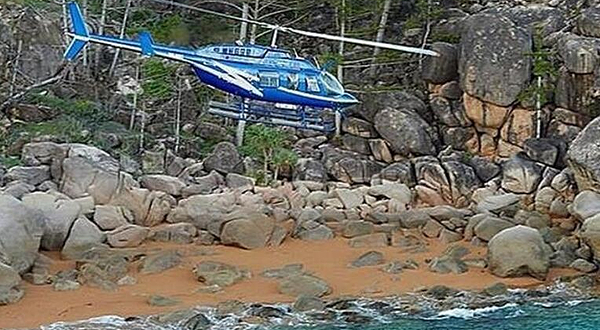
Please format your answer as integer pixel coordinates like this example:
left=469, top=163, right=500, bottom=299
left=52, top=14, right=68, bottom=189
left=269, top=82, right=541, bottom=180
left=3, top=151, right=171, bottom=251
left=61, top=217, right=105, bottom=260
left=294, top=158, right=328, bottom=183
left=501, top=154, right=544, bottom=194
left=167, top=192, right=238, bottom=229
left=4, top=166, right=50, bottom=186
left=220, top=212, right=275, bottom=249
left=459, top=13, right=532, bottom=106
left=203, top=142, right=241, bottom=174
left=140, top=175, right=186, bottom=196
left=581, top=214, right=600, bottom=262
left=487, top=226, right=551, bottom=280
left=0, top=194, right=44, bottom=274
left=0, top=262, right=23, bottom=305
left=21, top=192, right=81, bottom=251
left=322, top=147, right=383, bottom=184
left=374, top=108, right=437, bottom=157
left=571, top=190, right=600, bottom=221
left=422, top=42, right=458, bottom=84
left=567, top=117, right=600, bottom=192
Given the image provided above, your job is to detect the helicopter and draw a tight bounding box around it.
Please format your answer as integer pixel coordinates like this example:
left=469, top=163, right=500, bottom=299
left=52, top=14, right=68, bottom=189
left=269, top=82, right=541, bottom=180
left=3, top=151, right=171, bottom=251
left=64, top=0, right=438, bottom=132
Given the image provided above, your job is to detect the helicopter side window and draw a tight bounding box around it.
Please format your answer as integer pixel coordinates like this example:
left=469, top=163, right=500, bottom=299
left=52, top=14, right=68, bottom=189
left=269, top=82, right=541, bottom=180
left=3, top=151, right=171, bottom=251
left=234, top=48, right=240, bottom=55
left=259, top=72, right=279, bottom=88
left=306, top=76, right=320, bottom=93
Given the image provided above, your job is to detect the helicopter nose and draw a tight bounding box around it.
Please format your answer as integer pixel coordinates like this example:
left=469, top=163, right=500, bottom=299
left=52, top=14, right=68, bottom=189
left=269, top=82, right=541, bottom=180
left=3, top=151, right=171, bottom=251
left=342, top=93, right=360, bottom=104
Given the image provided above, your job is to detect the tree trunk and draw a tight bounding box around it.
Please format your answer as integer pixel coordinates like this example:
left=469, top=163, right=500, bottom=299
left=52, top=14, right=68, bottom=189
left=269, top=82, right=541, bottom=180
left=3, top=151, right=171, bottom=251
left=249, top=0, right=259, bottom=44
left=239, top=2, right=249, bottom=43
left=369, top=0, right=392, bottom=76
left=109, top=0, right=133, bottom=77
left=94, top=0, right=110, bottom=76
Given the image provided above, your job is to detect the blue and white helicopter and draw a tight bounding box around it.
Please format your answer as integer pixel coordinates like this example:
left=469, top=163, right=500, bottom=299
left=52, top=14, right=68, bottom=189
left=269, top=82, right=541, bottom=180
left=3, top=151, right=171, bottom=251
left=64, top=0, right=438, bottom=132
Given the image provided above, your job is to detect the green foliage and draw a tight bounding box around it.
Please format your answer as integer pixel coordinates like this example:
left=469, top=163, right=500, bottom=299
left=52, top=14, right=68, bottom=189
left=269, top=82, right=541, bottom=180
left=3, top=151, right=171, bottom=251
left=128, top=11, right=190, bottom=44
left=430, top=31, right=460, bottom=44
left=0, top=155, right=22, bottom=169
left=141, top=59, right=178, bottom=100
left=240, top=124, right=297, bottom=185
left=518, top=28, right=557, bottom=107
left=405, top=0, right=443, bottom=30
left=317, top=52, right=343, bottom=74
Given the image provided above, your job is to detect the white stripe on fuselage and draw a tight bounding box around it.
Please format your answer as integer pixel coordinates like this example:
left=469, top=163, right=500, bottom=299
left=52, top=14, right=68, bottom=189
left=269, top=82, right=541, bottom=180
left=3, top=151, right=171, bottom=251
left=277, top=87, right=357, bottom=104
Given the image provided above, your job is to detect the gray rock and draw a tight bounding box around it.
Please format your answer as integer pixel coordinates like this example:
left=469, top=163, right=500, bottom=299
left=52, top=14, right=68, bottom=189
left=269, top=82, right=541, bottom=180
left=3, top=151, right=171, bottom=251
left=474, top=216, right=514, bottom=242
left=93, top=205, right=132, bottom=231
left=476, top=194, right=521, bottom=215
left=577, top=7, right=600, bottom=38
left=203, top=142, right=241, bottom=174
left=278, top=274, right=331, bottom=297
left=570, top=259, right=597, bottom=273
left=293, top=295, right=325, bottom=312
left=422, top=219, right=444, bottom=238
left=342, top=135, right=371, bottom=155
left=261, top=264, right=304, bottom=279
left=581, top=214, right=600, bottom=262
left=107, top=224, right=149, bottom=248
left=397, top=210, right=432, bottom=229
left=350, top=251, right=385, bottom=268
left=571, top=190, right=600, bottom=220
left=193, top=261, right=250, bottom=287
left=221, top=213, right=275, bottom=249
left=225, top=173, right=255, bottom=192
left=5, top=165, right=50, bottom=186
left=501, top=155, right=543, bottom=194
left=333, top=189, right=363, bottom=209
left=149, top=223, right=198, bottom=244
left=459, top=14, right=531, bottom=106
left=482, top=282, right=507, bottom=296
left=322, top=147, right=383, bottom=184
left=140, top=251, right=182, bottom=274
left=422, top=42, right=458, bottom=84
left=148, top=295, right=180, bottom=307
left=21, top=192, right=82, bottom=251
left=0, top=262, right=23, bottom=305
left=142, top=150, right=165, bottom=174
left=523, top=138, right=559, bottom=166
left=183, top=313, right=212, bottom=330
left=368, top=183, right=412, bottom=204
left=428, top=245, right=469, bottom=274
left=0, top=194, right=44, bottom=273
left=374, top=108, right=437, bottom=157
left=439, top=229, right=463, bottom=244
left=53, top=279, right=81, bottom=291
left=488, top=226, right=551, bottom=280
left=567, top=117, right=600, bottom=191
left=342, top=117, right=377, bottom=138
left=61, top=217, right=105, bottom=260
left=294, top=158, right=327, bottom=183
left=380, top=161, right=416, bottom=187
left=349, top=233, right=388, bottom=248
left=167, top=192, right=237, bottom=228
left=140, top=175, right=186, bottom=196
left=342, top=221, right=374, bottom=238
left=182, top=171, right=224, bottom=197
left=298, top=225, right=334, bottom=241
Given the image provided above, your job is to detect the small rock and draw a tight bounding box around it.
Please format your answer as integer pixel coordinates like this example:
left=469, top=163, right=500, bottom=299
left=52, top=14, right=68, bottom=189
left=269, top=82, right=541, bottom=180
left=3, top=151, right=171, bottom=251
left=278, top=274, right=331, bottom=297
left=193, top=261, right=250, bottom=287
left=53, top=279, right=81, bottom=291
left=350, top=251, right=385, bottom=268
left=482, top=282, right=508, bottom=296
left=148, top=295, right=180, bottom=307
left=140, top=251, right=182, bottom=274
left=342, top=221, right=374, bottom=238
left=293, top=295, right=325, bottom=312
left=570, top=259, right=598, bottom=273
left=349, top=233, right=388, bottom=248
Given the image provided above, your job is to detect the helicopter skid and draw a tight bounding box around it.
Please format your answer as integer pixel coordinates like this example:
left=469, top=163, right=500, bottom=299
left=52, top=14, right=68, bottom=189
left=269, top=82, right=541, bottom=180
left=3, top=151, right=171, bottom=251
left=208, top=99, right=339, bottom=132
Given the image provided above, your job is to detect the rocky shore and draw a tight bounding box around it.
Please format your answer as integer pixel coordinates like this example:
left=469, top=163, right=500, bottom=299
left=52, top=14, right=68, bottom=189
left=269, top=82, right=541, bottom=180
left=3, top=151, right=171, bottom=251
left=3, top=0, right=600, bottom=329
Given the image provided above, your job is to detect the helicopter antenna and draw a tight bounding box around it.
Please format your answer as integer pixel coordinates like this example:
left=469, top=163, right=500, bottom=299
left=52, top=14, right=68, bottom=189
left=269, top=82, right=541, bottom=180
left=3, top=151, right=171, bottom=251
left=146, top=0, right=439, bottom=56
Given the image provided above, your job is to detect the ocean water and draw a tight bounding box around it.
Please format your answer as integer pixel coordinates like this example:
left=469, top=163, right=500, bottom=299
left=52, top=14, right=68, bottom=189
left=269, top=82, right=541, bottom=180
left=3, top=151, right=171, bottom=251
left=41, top=298, right=600, bottom=330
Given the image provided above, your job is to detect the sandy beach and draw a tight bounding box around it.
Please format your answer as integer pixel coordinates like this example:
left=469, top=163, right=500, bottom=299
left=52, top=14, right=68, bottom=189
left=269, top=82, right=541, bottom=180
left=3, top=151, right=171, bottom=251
left=0, top=237, right=578, bottom=329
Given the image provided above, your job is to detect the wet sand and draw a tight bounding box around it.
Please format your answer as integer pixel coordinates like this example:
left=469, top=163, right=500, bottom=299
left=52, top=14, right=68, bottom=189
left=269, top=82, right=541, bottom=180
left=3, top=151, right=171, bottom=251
left=0, top=238, right=577, bottom=329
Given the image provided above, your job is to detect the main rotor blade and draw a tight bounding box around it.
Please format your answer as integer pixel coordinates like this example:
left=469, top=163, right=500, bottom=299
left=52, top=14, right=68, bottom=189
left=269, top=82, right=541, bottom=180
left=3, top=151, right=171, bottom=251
left=282, top=27, right=439, bottom=56
left=147, top=0, right=438, bottom=56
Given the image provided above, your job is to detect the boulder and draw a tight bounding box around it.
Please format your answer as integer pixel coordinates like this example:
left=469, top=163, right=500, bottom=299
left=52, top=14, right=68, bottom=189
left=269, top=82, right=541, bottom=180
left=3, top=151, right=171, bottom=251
left=61, top=217, right=105, bottom=260
left=140, top=251, right=182, bottom=274
left=167, top=192, right=237, bottom=229
left=380, top=161, right=416, bottom=186
left=322, top=147, right=383, bottom=184
left=342, top=221, right=374, bottom=238
left=374, top=108, right=437, bottom=156
left=476, top=193, right=520, bottom=215
left=422, top=42, right=458, bottom=84
left=293, top=295, right=325, bottom=312
left=0, top=262, right=23, bottom=305
left=93, top=205, right=132, bottom=230
left=567, top=117, right=600, bottom=191
left=342, top=117, right=377, bottom=138
left=428, top=245, right=469, bottom=274
left=203, top=142, right=241, bottom=174
left=182, top=171, right=224, bottom=197
left=333, top=189, right=363, bottom=209
left=474, top=216, right=514, bottom=242
left=294, top=158, right=328, bottom=182
left=487, top=226, right=551, bottom=280
left=278, top=274, right=331, bottom=297
left=368, top=183, right=412, bottom=204
left=298, top=225, right=334, bottom=241
left=341, top=135, right=370, bottom=155
left=500, top=108, right=535, bottom=147
left=577, top=7, right=600, bottom=38
left=149, top=223, right=198, bottom=244
left=21, top=192, right=81, bottom=251
left=581, top=214, right=600, bottom=262
left=5, top=165, right=50, bottom=186
left=459, top=14, right=531, bottom=106
left=193, top=261, right=250, bottom=287
left=225, top=173, right=255, bottom=192
left=463, top=94, right=508, bottom=129
left=523, top=138, right=559, bottom=166
left=348, top=233, right=388, bottom=248
left=501, top=155, right=543, bottom=194
left=0, top=194, right=44, bottom=273
left=140, top=175, right=186, bottom=196
left=355, top=90, right=428, bottom=123
left=571, top=190, right=600, bottom=220
left=469, top=156, right=501, bottom=182
left=369, top=139, right=393, bottom=163
left=220, top=213, right=275, bottom=249
left=106, top=225, right=149, bottom=248
left=350, top=251, right=385, bottom=268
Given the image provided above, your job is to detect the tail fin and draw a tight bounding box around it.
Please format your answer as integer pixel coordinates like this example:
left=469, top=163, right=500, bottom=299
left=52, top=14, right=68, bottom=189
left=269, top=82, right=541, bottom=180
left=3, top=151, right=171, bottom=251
left=64, top=1, right=89, bottom=61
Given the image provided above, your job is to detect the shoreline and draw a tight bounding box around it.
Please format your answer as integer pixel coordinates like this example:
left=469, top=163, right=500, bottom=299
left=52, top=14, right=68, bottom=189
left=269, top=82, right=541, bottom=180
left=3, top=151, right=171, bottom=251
left=0, top=238, right=583, bottom=329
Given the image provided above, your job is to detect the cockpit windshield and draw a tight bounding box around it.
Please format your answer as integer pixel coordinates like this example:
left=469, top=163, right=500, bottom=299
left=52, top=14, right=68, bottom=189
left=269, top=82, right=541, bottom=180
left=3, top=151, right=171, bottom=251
left=321, top=72, right=344, bottom=95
